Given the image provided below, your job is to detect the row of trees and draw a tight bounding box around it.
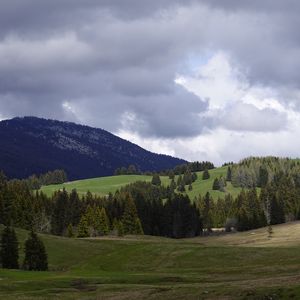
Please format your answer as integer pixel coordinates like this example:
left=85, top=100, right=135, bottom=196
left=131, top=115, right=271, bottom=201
left=114, top=161, right=215, bottom=178
left=0, top=227, right=48, bottom=271
left=10, top=169, right=67, bottom=190
left=194, top=171, right=300, bottom=232
left=229, top=157, right=300, bottom=188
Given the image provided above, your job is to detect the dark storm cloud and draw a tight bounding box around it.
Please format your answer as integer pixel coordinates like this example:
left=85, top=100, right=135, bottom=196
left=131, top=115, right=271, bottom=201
left=0, top=0, right=299, bottom=137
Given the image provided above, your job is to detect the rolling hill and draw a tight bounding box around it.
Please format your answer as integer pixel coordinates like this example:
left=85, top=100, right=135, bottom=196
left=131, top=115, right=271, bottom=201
left=0, top=117, right=186, bottom=180
left=40, top=166, right=243, bottom=199
left=1, top=222, right=300, bottom=299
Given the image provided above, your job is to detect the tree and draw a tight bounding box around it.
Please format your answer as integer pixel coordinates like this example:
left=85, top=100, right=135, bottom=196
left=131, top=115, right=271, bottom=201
left=23, top=231, right=48, bottom=271
left=202, top=169, right=210, bottom=180
left=122, top=193, right=144, bottom=235
left=259, top=166, right=269, bottom=187
left=151, top=174, right=161, bottom=186
left=51, top=189, right=69, bottom=235
left=212, top=178, right=220, bottom=190
left=170, top=179, right=177, bottom=191
left=226, top=166, right=232, bottom=182
left=95, top=207, right=109, bottom=236
left=67, top=224, right=74, bottom=238
left=77, top=215, right=89, bottom=237
left=0, top=226, right=19, bottom=269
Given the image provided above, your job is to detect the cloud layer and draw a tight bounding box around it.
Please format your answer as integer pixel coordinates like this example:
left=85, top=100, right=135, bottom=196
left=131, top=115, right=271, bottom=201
left=1, top=1, right=300, bottom=163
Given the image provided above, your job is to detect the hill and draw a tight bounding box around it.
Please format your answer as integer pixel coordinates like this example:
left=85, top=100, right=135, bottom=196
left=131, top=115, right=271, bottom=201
left=41, top=166, right=243, bottom=199
left=1, top=223, right=300, bottom=299
left=0, top=117, right=186, bottom=180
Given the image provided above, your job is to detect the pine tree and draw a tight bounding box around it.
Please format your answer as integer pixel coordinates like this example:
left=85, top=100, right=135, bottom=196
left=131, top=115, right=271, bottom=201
left=0, top=226, right=19, bottom=269
left=151, top=174, right=161, bottom=186
left=226, top=166, right=232, bottom=182
left=212, top=178, right=220, bottom=190
left=67, top=224, right=74, bottom=238
left=170, top=179, right=177, bottom=191
left=95, top=207, right=109, bottom=236
left=77, top=215, right=90, bottom=237
left=122, top=194, right=143, bottom=235
left=23, top=231, right=48, bottom=271
left=202, top=169, right=210, bottom=180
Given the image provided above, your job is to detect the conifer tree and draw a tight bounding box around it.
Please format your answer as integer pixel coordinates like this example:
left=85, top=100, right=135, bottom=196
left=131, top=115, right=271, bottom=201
left=170, top=179, right=177, bottom=191
left=23, top=231, right=48, bottom=271
left=77, top=215, right=90, bottom=237
left=151, top=174, right=161, bottom=186
left=0, top=226, right=19, bottom=269
left=122, top=194, right=143, bottom=235
left=202, top=169, right=210, bottom=180
left=95, top=207, right=109, bottom=236
left=212, top=178, right=220, bottom=190
left=226, top=166, right=232, bottom=182
left=67, top=224, right=74, bottom=238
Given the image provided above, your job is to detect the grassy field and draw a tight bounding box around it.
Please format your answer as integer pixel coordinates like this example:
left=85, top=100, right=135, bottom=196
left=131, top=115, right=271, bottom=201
left=40, top=166, right=243, bottom=200
left=40, top=174, right=172, bottom=197
left=1, top=222, right=300, bottom=299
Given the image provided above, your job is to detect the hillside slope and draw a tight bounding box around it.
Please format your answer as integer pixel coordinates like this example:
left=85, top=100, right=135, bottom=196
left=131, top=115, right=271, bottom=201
left=2, top=223, right=300, bottom=299
left=0, top=117, right=186, bottom=180
left=40, top=166, right=243, bottom=199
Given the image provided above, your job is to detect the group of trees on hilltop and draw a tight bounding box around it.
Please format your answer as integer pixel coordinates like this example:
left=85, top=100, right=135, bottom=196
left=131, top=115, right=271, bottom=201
left=4, top=156, right=300, bottom=241
left=114, top=165, right=141, bottom=176
left=10, top=169, right=67, bottom=190
left=114, top=161, right=215, bottom=178
left=229, top=157, right=300, bottom=189
left=0, top=168, right=203, bottom=239
left=194, top=168, right=300, bottom=232
left=0, top=226, right=48, bottom=271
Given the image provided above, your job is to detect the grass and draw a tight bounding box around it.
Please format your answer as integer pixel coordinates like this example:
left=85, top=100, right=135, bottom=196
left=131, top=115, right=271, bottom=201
left=40, top=166, right=244, bottom=200
left=2, top=222, right=300, bottom=299
left=40, top=174, right=172, bottom=197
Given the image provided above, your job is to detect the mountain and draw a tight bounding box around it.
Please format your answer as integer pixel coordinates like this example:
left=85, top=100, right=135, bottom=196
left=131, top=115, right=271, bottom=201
left=0, top=117, right=187, bottom=180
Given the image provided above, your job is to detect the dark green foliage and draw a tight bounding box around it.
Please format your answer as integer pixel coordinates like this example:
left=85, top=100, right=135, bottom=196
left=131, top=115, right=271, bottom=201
left=114, top=165, right=140, bottom=175
left=212, top=178, right=220, bottom=190
left=23, top=231, right=48, bottom=271
left=163, top=194, right=202, bottom=238
left=122, top=193, right=144, bottom=235
left=151, top=174, right=161, bottom=186
left=51, top=189, right=69, bottom=235
left=202, top=169, right=210, bottom=180
left=177, top=183, right=186, bottom=192
left=0, top=226, right=19, bottom=269
left=258, top=166, right=269, bottom=187
left=226, top=166, right=232, bottom=181
left=77, top=215, right=89, bottom=237
left=67, top=224, right=74, bottom=237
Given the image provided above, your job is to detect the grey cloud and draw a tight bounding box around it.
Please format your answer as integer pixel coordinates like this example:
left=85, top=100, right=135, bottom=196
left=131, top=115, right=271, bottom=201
left=0, top=0, right=299, bottom=139
left=215, top=103, right=288, bottom=132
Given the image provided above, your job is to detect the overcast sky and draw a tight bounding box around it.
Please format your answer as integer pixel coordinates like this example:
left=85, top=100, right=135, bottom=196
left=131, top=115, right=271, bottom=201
left=1, top=1, right=300, bottom=164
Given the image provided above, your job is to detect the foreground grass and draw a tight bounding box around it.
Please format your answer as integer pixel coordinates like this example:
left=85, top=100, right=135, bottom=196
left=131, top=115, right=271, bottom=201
left=2, top=223, right=300, bottom=299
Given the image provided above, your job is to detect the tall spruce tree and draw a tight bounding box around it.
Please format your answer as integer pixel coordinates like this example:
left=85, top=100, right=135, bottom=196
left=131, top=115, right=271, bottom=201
left=23, top=231, right=48, bottom=271
left=122, top=193, right=144, bottom=235
left=0, top=226, right=19, bottom=269
left=212, top=178, right=220, bottom=190
left=202, top=169, right=210, bottom=180
left=151, top=174, right=161, bottom=186
left=77, top=215, right=90, bottom=237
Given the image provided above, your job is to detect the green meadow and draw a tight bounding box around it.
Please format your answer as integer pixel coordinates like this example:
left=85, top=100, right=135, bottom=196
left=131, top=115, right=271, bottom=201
left=40, top=166, right=243, bottom=200
left=1, top=222, right=300, bottom=299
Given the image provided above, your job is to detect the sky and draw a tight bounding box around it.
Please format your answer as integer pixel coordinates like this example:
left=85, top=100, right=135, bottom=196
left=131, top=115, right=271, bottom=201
left=1, top=0, right=300, bottom=165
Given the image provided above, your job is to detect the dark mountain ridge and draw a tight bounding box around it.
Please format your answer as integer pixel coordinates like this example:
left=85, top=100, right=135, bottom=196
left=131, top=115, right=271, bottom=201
left=0, top=117, right=187, bottom=180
